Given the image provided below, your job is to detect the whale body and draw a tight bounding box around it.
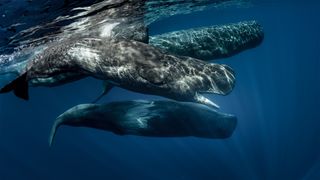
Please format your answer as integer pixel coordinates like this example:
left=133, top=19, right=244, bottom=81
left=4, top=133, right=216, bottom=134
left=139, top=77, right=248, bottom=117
left=0, top=38, right=235, bottom=107
left=49, top=100, right=237, bottom=146
left=150, top=21, right=264, bottom=61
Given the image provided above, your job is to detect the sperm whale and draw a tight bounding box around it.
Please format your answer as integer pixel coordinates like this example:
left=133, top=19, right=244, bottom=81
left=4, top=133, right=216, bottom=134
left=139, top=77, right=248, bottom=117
left=150, top=21, right=264, bottom=61
left=49, top=100, right=237, bottom=146
left=0, top=38, right=235, bottom=107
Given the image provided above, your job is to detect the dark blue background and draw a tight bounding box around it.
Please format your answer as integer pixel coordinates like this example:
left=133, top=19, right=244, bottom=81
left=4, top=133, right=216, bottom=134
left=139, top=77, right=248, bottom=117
left=1, top=1, right=320, bottom=179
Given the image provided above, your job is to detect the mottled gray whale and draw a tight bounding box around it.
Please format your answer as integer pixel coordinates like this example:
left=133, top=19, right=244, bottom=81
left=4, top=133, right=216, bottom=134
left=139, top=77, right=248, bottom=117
left=49, top=100, right=237, bottom=146
left=0, top=38, right=235, bottom=107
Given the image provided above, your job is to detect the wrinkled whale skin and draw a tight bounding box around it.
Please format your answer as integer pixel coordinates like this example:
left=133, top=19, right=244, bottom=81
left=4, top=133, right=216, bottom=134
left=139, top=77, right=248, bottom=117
left=1, top=38, right=235, bottom=105
left=49, top=100, right=237, bottom=146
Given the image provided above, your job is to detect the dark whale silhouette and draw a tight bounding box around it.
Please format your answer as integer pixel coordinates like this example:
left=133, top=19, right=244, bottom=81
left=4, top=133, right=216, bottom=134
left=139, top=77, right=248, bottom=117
left=49, top=100, right=237, bottom=146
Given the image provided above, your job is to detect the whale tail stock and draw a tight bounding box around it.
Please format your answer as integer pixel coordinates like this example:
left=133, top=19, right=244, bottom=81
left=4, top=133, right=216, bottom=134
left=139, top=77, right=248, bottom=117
left=49, top=116, right=65, bottom=147
left=48, top=120, right=58, bottom=147
left=0, top=73, right=29, bottom=100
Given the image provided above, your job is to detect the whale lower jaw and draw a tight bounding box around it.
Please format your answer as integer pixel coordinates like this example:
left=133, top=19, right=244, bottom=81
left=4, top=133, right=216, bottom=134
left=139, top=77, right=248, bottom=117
left=194, top=93, right=220, bottom=109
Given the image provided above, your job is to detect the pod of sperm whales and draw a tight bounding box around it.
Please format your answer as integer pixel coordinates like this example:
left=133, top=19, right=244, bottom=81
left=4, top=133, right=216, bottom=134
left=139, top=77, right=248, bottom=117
left=0, top=0, right=265, bottom=110
left=49, top=100, right=237, bottom=146
left=0, top=38, right=234, bottom=107
left=149, top=21, right=264, bottom=61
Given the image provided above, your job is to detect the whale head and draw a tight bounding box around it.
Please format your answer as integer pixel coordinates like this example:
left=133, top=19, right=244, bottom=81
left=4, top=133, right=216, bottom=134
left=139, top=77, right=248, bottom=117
left=134, top=52, right=236, bottom=108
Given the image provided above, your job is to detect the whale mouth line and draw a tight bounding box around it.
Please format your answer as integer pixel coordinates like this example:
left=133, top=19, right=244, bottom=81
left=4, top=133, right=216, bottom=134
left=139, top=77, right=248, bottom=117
left=193, top=80, right=234, bottom=108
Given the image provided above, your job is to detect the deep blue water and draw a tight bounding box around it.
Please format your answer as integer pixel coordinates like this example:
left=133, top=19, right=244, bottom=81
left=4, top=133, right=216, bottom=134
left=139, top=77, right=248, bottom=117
left=1, top=1, right=320, bottom=179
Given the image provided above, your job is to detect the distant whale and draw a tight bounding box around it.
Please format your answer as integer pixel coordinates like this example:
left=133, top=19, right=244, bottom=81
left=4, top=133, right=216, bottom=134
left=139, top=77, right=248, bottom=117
left=0, top=38, right=235, bottom=108
left=150, top=21, right=264, bottom=61
left=49, top=100, right=237, bottom=146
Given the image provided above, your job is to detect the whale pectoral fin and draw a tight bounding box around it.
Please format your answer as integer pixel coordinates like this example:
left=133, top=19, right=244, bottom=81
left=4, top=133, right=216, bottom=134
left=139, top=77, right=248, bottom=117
left=92, top=81, right=114, bottom=103
left=0, top=73, right=29, bottom=100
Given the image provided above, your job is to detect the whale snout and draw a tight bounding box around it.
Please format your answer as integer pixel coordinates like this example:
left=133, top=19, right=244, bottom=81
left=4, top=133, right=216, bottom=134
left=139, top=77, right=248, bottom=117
left=188, top=63, right=235, bottom=108
left=199, top=63, right=235, bottom=95
left=165, top=61, right=235, bottom=108
left=213, top=64, right=235, bottom=95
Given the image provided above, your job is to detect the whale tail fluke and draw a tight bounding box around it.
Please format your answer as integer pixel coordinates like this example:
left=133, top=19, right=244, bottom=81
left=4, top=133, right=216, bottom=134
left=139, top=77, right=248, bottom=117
left=0, top=73, right=29, bottom=100
left=49, top=117, right=63, bottom=147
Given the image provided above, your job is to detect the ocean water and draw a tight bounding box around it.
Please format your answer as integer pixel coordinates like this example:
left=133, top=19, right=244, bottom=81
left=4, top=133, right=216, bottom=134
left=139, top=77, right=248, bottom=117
left=0, top=1, right=320, bottom=180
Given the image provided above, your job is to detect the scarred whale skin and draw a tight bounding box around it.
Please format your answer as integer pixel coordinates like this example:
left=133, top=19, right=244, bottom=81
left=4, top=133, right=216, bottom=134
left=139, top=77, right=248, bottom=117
left=150, top=21, right=264, bottom=61
left=49, top=100, right=237, bottom=146
left=0, top=39, right=235, bottom=107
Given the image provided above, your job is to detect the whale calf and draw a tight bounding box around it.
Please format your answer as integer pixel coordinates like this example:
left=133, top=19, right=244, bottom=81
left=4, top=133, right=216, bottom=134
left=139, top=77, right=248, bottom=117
left=0, top=38, right=235, bottom=107
left=49, top=100, right=237, bottom=146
